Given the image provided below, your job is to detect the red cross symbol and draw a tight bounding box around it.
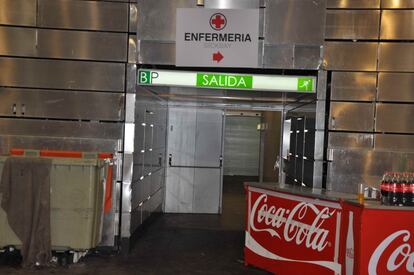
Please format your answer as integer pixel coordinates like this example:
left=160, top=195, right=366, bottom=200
left=210, top=13, right=227, bottom=31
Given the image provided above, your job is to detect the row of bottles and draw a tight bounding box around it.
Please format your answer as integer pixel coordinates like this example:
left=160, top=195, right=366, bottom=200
left=380, top=172, right=414, bottom=206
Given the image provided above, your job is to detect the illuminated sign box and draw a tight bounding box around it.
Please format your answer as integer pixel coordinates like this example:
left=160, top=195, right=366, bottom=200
left=138, top=69, right=316, bottom=93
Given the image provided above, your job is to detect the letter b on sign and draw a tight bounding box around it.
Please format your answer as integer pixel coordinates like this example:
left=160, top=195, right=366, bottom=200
left=139, top=70, right=153, bottom=84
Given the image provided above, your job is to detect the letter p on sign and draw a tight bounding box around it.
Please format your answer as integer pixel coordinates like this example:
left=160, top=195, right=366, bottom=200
left=140, top=70, right=159, bottom=84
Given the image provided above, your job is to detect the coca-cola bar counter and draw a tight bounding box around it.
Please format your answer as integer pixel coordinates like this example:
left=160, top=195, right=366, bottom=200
left=244, top=182, right=414, bottom=275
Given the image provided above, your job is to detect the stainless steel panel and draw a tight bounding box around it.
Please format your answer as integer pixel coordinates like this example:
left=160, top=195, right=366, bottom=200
left=129, top=3, right=138, bottom=33
left=328, top=132, right=374, bottom=149
left=382, top=0, right=414, bottom=9
left=0, top=57, right=125, bottom=92
left=331, top=72, right=377, bottom=101
left=0, top=88, right=124, bottom=121
left=317, top=70, right=327, bottom=101
left=0, top=27, right=128, bottom=61
left=0, top=119, right=123, bottom=139
left=138, top=41, right=175, bottom=65
left=327, top=149, right=414, bottom=193
left=150, top=169, right=164, bottom=195
left=129, top=207, right=142, bottom=235
left=193, top=168, right=221, bottom=214
left=224, top=116, right=260, bottom=176
left=0, top=27, right=36, bottom=56
left=263, top=44, right=294, bottom=69
left=37, top=29, right=127, bottom=62
left=128, top=35, right=137, bottom=64
left=205, top=0, right=260, bottom=8
left=125, top=94, right=136, bottom=123
left=137, top=0, right=196, bottom=41
left=264, top=0, right=325, bottom=45
left=323, top=42, right=378, bottom=71
left=168, top=107, right=196, bottom=167
left=121, top=212, right=132, bottom=238
left=194, top=109, right=223, bottom=167
left=293, top=45, right=322, bottom=70
left=375, top=134, right=414, bottom=152
left=327, top=0, right=380, bottom=8
left=0, top=0, right=36, bottom=26
left=325, top=10, right=380, bottom=40
left=381, top=11, right=414, bottom=40
left=379, top=43, right=414, bottom=72
left=378, top=73, right=414, bottom=102
left=376, top=103, right=414, bottom=133
left=127, top=64, right=137, bottom=94
left=329, top=102, right=375, bottom=132
left=165, top=167, right=194, bottom=213
left=0, top=135, right=119, bottom=155
left=38, top=0, right=128, bottom=32
left=122, top=180, right=132, bottom=214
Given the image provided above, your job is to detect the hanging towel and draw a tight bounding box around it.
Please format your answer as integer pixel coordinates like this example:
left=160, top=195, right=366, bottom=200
left=0, top=157, right=52, bottom=267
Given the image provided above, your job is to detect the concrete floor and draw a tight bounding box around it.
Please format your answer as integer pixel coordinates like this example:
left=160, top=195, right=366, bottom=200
left=0, top=176, right=269, bottom=275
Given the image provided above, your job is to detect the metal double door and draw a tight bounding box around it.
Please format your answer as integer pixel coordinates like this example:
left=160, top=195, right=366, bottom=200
left=165, top=107, right=223, bottom=214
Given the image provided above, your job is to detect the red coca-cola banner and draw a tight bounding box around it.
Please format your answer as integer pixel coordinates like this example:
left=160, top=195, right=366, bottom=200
left=342, top=202, right=414, bottom=275
left=245, top=186, right=343, bottom=275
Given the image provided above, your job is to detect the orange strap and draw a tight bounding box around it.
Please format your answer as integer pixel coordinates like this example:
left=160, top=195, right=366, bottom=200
left=104, top=165, right=113, bottom=214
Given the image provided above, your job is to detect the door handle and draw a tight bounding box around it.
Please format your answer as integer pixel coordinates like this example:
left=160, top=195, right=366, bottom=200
left=168, top=154, right=172, bottom=166
left=21, top=104, right=26, bottom=116
left=11, top=104, right=17, bottom=115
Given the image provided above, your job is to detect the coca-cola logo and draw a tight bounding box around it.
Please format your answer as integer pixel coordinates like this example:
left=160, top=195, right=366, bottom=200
left=369, top=230, right=414, bottom=274
left=249, top=194, right=335, bottom=252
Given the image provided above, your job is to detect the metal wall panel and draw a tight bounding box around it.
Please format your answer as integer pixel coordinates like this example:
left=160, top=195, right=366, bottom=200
left=327, top=0, right=380, bottom=9
left=325, top=10, right=380, bottom=40
left=0, top=0, right=36, bottom=26
left=0, top=27, right=36, bottom=57
left=37, top=29, right=128, bottom=62
left=0, top=27, right=127, bottom=61
left=328, top=132, right=374, bottom=149
left=264, top=0, right=326, bottom=45
left=329, top=102, right=375, bottom=132
left=323, top=42, right=378, bottom=71
left=379, top=43, right=414, bottom=72
left=376, top=103, right=414, bottom=133
left=194, top=109, right=223, bottom=168
left=193, top=168, right=221, bottom=214
left=378, top=73, right=414, bottom=102
left=168, top=107, right=197, bottom=167
left=137, top=0, right=196, bottom=41
left=0, top=88, right=124, bottom=121
left=38, top=0, right=128, bottom=32
left=263, top=44, right=294, bottom=69
left=293, top=45, right=322, bottom=70
left=331, top=72, right=377, bottom=101
left=165, top=167, right=194, bottom=213
left=129, top=3, right=138, bottom=33
left=0, top=119, right=123, bottom=139
left=0, top=57, right=125, bottom=92
left=382, top=0, right=414, bottom=9
left=138, top=41, right=175, bottom=65
left=223, top=116, right=260, bottom=176
left=128, top=35, right=137, bottom=64
left=381, top=11, right=414, bottom=40
left=205, top=0, right=260, bottom=8
left=327, top=149, right=414, bottom=193
left=375, top=134, right=414, bottom=152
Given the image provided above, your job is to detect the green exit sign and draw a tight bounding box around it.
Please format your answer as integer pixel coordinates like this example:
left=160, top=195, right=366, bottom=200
left=196, top=73, right=253, bottom=89
left=138, top=69, right=316, bottom=93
